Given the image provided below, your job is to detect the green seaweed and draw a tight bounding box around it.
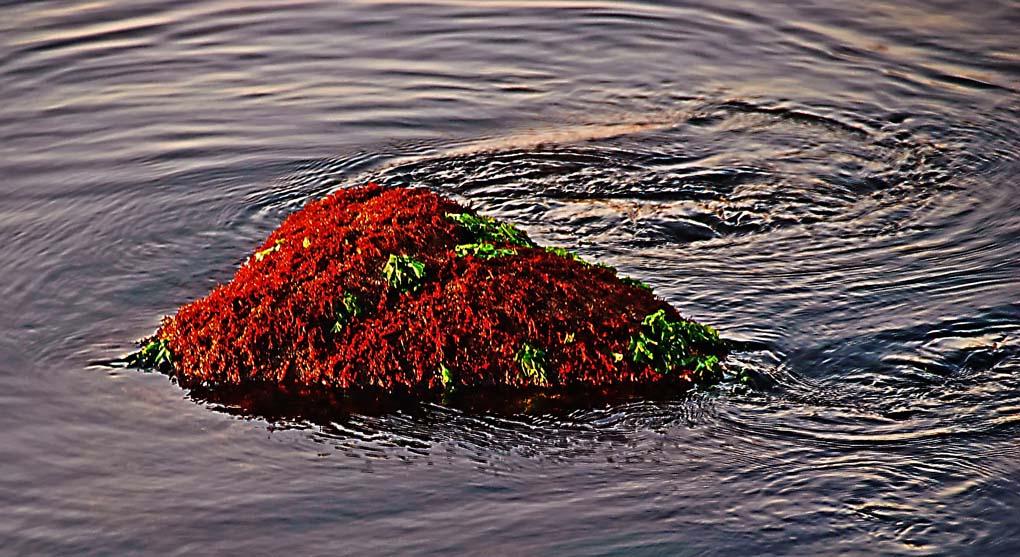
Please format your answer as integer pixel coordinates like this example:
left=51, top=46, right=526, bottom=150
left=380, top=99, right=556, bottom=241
left=445, top=212, right=534, bottom=247
left=439, top=363, right=455, bottom=390
left=382, top=254, right=427, bottom=292
left=629, top=309, right=722, bottom=381
left=620, top=276, right=653, bottom=291
left=125, top=338, right=174, bottom=371
left=254, top=238, right=286, bottom=262
left=515, top=342, right=549, bottom=386
left=331, top=291, right=362, bottom=334
left=454, top=243, right=518, bottom=260
left=544, top=246, right=588, bottom=265
left=544, top=247, right=620, bottom=276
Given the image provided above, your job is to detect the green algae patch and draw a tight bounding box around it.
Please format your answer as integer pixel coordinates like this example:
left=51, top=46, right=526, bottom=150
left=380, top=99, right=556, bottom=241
left=454, top=243, right=518, bottom=260
left=382, top=254, right=427, bottom=293
left=126, top=184, right=727, bottom=400
left=125, top=338, right=174, bottom=371
left=629, top=309, right=722, bottom=382
left=330, top=292, right=362, bottom=334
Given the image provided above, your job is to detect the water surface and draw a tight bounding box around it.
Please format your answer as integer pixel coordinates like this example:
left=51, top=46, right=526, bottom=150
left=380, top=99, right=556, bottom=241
left=1, top=1, right=1019, bottom=555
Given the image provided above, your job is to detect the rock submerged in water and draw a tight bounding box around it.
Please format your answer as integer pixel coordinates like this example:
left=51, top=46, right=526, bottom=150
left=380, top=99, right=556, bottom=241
left=128, top=184, right=727, bottom=400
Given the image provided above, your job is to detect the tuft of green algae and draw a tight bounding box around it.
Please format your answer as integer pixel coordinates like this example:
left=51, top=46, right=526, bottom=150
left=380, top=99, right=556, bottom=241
left=454, top=242, right=518, bottom=260
left=331, top=291, right=363, bottom=333
left=438, top=363, right=456, bottom=390
left=125, top=338, right=174, bottom=371
left=544, top=246, right=589, bottom=265
left=382, top=254, right=427, bottom=292
left=629, top=309, right=723, bottom=381
left=515, top=342, right=549, bottom=386
left=619, top=276, right=652, bottom=291
left=446, top=212, right=534, bottom=248
left=254, top=238, right=286, bottom=262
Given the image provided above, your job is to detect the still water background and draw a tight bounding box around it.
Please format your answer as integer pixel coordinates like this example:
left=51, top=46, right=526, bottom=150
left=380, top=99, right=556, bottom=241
left=2, top=1, right=1019, bottom=555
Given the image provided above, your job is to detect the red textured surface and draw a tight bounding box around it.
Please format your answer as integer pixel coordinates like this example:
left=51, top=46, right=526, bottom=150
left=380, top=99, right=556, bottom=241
left=156, top=184, right=712, bottom=395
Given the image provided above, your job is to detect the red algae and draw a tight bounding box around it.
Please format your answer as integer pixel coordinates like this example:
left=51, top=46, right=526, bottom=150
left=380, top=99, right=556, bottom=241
left=134, top=184, right=726, bottom=399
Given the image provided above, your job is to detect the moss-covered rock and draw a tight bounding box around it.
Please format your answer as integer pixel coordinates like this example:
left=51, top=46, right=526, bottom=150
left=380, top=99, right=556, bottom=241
left=129, top=184, right=727, bottom=399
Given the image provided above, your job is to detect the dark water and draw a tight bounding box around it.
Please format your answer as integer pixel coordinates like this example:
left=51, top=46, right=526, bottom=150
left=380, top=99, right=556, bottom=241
left=2, top=1, right=1019, bottom=554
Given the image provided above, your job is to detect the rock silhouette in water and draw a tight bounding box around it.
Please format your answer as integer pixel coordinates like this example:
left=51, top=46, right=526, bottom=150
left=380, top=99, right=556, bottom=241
left=128, top=184, right=726, bottom=399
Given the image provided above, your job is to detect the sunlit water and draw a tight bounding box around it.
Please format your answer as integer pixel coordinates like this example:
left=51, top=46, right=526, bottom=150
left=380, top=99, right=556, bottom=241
left=1, top=1, right=1018, bottom=555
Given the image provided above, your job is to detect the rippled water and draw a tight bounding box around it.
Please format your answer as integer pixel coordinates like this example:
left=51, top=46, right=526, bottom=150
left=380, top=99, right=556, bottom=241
left=2, top=1, right=1019, bottom=555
